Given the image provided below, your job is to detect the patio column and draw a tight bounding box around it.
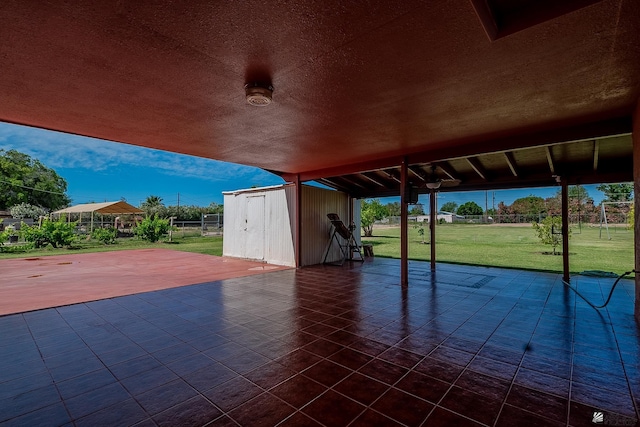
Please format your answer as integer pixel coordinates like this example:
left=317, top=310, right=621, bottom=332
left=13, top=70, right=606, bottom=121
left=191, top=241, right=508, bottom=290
left=400, top=157, right=409, bottom=286
left=295, top=174, right=302, bottom=268
left=561, top=177, right=570, bottom=283
left=430, top=190, right=436, bottom=270
left=633, top=102, right=640, bottom=321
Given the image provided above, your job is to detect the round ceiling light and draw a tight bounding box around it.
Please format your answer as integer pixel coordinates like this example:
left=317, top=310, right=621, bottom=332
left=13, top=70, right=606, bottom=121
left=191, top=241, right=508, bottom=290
left=245, top=83, right=274, bottom=107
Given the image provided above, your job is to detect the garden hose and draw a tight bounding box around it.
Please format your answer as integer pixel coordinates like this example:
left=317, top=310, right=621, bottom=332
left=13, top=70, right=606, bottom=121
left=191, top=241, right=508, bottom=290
left=561, top=269, right=636, bottom=310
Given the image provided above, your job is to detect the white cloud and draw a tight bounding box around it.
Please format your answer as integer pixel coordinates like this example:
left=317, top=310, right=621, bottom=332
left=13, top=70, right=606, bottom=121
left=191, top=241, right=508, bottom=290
left=0, top=122, right=276, bottom=183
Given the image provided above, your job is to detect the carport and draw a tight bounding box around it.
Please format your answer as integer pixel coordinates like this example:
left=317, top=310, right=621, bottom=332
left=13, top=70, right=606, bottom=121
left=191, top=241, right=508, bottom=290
left=53, top=201, right=144, bottom=233
left=1, top=1, right=639, bottom=318
left=1, top=1, right=640, bottom=425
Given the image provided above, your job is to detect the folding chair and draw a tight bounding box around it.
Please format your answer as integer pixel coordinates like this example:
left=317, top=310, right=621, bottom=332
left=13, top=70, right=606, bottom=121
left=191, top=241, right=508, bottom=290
left=323, top=213, right=364, bottom=265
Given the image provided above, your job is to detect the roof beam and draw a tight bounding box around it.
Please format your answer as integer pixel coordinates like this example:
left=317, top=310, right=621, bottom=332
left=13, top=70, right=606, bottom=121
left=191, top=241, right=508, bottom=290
left=407, top=117, right=631, bottom=167
left=385, top=170, right=402, bottom=184
left=466, top=157, right=488, bottom=181
left=408, top=166, right=427, bottom=182
left=545, top=146, right=556, bottom=174
left=503, top=152, right=519, bottom=177
left=317, top=178, right=344, bottom=191
left=593, top=139, right=599, bottom=171
left=435, top=162, right=458, bottom=180
left=337, top=176, right=367, bottom=190
left=360, top=172, right=386, bottom=187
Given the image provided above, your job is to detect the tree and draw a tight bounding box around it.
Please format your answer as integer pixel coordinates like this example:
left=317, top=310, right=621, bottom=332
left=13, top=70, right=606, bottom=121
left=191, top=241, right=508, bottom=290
left=457, top=201, right=483, bottom=216
left=532, top=216, right=569, bottom=255
left=597, top=183, right=633, bottom=202
left=409, top=204, right=425, bottom=216
left=361, top=199, right=388, bottom=237
left=386, top=202, right=401, bottom=217
left=207, top=202, right=224, bottom=215
left=511, top=196, right=545, bottom=218
left=567, top=185, right=593, bottom=203
left=440, top=201, right=458, bottom=213
left=9, top=203, right=48, bottom=220
left=0, top=149, right=70, bottom=210
left=140, top=195, right=165, bottom=217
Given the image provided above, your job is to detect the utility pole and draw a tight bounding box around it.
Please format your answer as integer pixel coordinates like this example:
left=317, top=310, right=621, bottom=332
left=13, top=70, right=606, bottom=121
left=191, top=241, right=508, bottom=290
left=177, top=193, right=180, bottom=219
left=485, top=190, right=488, bottom=223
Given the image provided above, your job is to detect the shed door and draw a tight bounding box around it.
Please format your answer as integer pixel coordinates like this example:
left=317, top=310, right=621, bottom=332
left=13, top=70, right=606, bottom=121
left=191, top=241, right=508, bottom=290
left=245, top=196, right=265, bottom=260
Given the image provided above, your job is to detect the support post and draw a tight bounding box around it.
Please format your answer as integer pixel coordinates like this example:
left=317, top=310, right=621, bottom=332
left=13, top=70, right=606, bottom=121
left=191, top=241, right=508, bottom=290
left=633, top=102, right=640, bottom=321
left=400, top=157, right=409, bottom=286
left=561, top=177, right=570, bottom=283
left=430, top=190, right=436, bottom=271
left=295, top=174, right=302, bottom=268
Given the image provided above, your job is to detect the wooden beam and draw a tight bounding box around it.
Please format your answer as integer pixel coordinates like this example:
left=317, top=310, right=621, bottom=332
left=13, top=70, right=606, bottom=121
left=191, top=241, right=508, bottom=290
left=430, top=190, right=436, bottom=271
left=503, top=152, right=519, bottom=177
left=633, top=101, right=640, bottom=322
left=360, top=172, right=386, bottom=187
left=466, top=157, right=488, bottom=180
left=317, top=178, right=344, bottom=191
left=546, top=146, right=556, bottom=175
left=436, top=162, right=458, bottom=180
left=295, top=174, right=302, bottom=268
left=593, top=140, right=599, bottom=172
left=386, top=170, right=402, bottom=184
left=561, top=177, right=570, bottom=283
left=336, top=176, right=367, bottom=190
left=408, top=166, right=427, bottom=182
left=400, top=158, right=409, bottom=287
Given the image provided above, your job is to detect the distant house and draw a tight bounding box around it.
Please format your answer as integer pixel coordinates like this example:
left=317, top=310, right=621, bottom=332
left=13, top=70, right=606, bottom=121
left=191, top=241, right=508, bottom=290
left=416, top=211, right=464, bottom=223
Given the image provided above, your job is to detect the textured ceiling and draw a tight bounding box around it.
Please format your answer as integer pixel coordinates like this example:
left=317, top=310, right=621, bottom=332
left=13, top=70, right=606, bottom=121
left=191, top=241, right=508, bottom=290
left=0, top=0, right=638, bottom=190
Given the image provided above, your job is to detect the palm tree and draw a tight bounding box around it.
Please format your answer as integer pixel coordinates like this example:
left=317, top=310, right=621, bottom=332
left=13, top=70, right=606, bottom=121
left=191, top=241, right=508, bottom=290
left=140, top=195, right=164, bottom=217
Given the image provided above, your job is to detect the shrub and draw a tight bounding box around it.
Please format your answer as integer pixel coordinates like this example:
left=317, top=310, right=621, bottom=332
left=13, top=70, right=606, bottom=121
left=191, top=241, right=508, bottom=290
left=0, top=221, right=8, bottom=247
left=134, top=215, right=171, bottom=243
left=20, top=217, right=77, bottom=248
left=91, top=227, right=117, bottom=245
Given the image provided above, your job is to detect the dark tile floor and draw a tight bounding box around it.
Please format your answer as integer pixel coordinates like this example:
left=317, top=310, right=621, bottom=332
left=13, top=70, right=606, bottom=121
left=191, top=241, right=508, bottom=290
left=0, top=258, right=638, bottom=426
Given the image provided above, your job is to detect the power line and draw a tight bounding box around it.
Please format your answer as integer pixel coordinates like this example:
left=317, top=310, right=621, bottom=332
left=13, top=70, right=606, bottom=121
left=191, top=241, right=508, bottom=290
left=0, top=178, right=66, bottom=196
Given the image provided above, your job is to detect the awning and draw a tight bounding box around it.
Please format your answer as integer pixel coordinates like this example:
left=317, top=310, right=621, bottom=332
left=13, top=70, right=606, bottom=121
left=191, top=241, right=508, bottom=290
left=53, top=201, right=144, bottom=215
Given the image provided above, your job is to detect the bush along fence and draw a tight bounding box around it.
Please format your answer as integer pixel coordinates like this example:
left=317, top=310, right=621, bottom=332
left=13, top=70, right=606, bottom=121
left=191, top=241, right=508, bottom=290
left=0, top=213, right=225, bottom=252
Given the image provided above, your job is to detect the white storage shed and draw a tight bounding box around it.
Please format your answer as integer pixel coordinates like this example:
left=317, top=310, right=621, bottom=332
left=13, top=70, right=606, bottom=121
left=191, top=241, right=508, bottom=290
left=223, top=184, right=361, bottom=267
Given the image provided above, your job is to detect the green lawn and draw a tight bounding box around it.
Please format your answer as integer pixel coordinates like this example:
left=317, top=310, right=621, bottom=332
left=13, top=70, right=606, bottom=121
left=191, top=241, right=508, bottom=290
left=0, top=235, right=223, bottom=259
left=362, top=223, right=634, bottom=275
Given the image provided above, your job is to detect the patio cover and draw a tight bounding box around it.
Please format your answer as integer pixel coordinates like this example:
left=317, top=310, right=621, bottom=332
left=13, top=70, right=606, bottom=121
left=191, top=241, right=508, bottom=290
left=53, top=201, right=144, bottom=216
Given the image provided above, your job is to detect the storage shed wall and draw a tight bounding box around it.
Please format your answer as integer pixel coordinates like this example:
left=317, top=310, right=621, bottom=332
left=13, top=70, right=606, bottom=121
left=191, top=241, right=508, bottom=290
left=300, top=185, right=350, bottom=266
left=223, top=185, right=296, bottom=267
left=223, top=184, right=353, bottom=267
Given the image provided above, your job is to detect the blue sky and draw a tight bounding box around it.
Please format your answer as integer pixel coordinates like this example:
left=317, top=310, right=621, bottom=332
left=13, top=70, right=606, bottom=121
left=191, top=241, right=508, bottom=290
left=0, top=122, right=607, bottom=209
left=0, top=123, right=283, bottom=207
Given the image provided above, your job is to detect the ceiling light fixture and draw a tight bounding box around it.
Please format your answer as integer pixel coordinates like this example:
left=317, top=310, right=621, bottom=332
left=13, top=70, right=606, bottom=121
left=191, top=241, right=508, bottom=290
left=425, top=181, right=442, bottom=190
left=245, top=83, right=274, bottom=106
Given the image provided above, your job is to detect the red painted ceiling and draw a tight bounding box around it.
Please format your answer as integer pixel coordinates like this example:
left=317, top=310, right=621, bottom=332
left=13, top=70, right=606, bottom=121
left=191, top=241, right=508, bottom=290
left=0, top=1, right=638, bottom=180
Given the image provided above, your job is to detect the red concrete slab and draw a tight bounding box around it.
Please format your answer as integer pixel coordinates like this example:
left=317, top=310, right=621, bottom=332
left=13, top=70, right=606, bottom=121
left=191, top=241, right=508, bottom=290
left=0, top=249, right=290, bottom=316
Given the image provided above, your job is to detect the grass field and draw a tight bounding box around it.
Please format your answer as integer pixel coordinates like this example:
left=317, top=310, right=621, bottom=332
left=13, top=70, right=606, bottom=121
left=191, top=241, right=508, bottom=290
left=0, top=235, right=223, bottom=259
left=1, top=223, right=634, bottom=276
left=362, top=223, right=634, bottom=275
